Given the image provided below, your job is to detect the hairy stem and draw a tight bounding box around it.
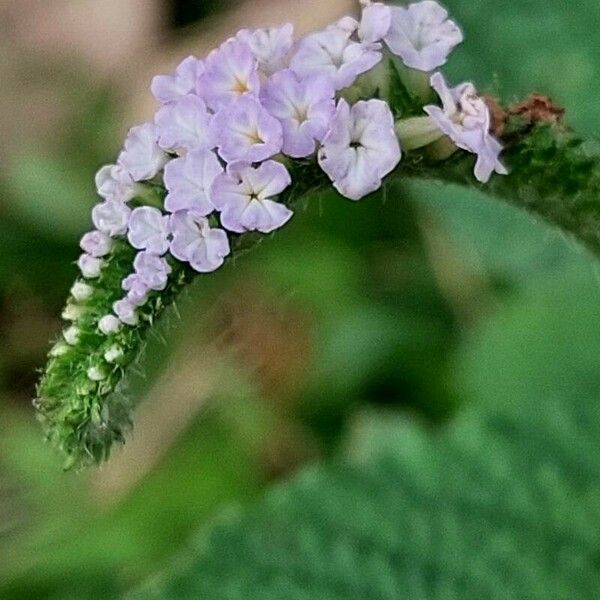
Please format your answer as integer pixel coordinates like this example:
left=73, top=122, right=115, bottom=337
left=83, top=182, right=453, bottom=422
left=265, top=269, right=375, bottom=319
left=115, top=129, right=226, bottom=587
left=36, top=108, right=599, bottom=469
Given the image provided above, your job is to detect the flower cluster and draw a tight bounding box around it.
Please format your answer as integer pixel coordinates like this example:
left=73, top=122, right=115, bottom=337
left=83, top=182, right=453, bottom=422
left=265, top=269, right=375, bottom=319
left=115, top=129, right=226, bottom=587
left=61, top=0, right=508, bottom=377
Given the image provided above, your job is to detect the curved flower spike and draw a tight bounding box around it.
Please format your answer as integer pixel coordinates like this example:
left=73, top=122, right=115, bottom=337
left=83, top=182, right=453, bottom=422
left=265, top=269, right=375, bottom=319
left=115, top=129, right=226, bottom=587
left=237, top=24, right=295, bottom=76
left=127, top=206, right=171, bottom=256
left=169, top=211, right=230, bottom=273
left=424, top=72, right=507, bottom=183
left=198, top=40, right=261, bottom=111
left=384, top=0, right=463, bottom=72
left=151, top=56, right=204, bottom=105
left=210, top=160, right=293, bottom=234
left=318, top=98, right=401, bottom=201
left=164, top=149, right=223, bottom=215
left=210, top=96, right=283, bottom=163
left=155, top=94, right=214, bottom=152
left=260, top=69, right=335, bottom=158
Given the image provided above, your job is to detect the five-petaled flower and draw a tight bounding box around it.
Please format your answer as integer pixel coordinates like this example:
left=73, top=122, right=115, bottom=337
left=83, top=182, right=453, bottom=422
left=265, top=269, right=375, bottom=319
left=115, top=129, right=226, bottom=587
left=155, top=94, right=214, bottom=152
left=95, top=164, right=136, bottom=203
left=237, top=24, right=295, bottom=77
left=261, top=69, right=335, bottom=158
left=383, top=1, right=463, bottom=72
left=169, top=211, right=231, bottom=273
left=133, top=251, right=172, bottom=292
left=210, top=96, right=283, bottom=163
left=198, top=40, right=261, bottom=111
left=318, top=98, right=401, bottom=200
left=127, top=206, right=171, bottom=256
left=424, top=72, right=507, bottom=183
left=164, top=149, right=223, bottom=215
left=118, top=123, right=169, bottom=182
left=151, top=56, right=204, bottom=105
left=210, top=160, right=293, bottom=233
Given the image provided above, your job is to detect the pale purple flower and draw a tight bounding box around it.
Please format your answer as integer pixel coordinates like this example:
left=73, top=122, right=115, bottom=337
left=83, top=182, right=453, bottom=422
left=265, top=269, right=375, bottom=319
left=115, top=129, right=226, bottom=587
left=164, top=149, right=223, bottom=215
left=358, top=2, right=392, bottom=44
left=290, top=24, right=381, bottom=90
left=127, top=206, right=170, bottom=255
left=78, top=254, right=103, bottom=279
left=260, top=69, right=335, bottom=158
left=384, top=1, right=463, bottom=72
left=155, top=94, right=213, bottom=152
left=210, top=160, right=292, bottom=234
left=133, top=251, right=172, bottom=291
left=151, top=56, right=204, bottom=105
left=169, top=211, right=230, bottom=273
left=80, top=230, right=113, bottom=257
left=118, top=123, right=169, bottom=181
left=424, top=72, right=507, bottom=183
left=236, top=24, right=294, bottom=76
left=113, top=298, right=139, bottom=326
left=99, top=314, right=121, bottom=335
left=122, top=274, right=149, bottom=306
left=318, top=99, right=401, bottom=201
left=92, top=201, right=131, bottom=236
left=210, top=96, right=283, bottom=163
left=198, top=40, right=260, bottom=111
left=95, top=164, right=136, bottom=203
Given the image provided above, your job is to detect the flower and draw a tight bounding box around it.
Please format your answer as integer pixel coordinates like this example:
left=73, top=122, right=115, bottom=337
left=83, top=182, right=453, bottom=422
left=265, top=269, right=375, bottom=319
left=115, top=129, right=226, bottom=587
left=164, top=149, right=223, bottom=215
left=70, top=281, right=93, bottom=302
left=80, top=230, right=113, bottom=257
left=92, top=201, right=131, bottom=237
left=198, top=40, right=261, bottom=111
left=210, top=160, right=292, bottom=233
left=95, top=164, right=136, bottom=203
left=155, top=94, right=214, bottom=152
left=169, top=211, right=230, bottom=273
left=122, top=274, right=149, bottom=306
left=260, top=69, right=335, bottom=158
left=210, top=96, right=283, bottom=163
left=358, top=1, right=392, bottom=44
left=236, top=24, right=294, bottom=76
left=318, top=99, right=401, bottom=200
left=424, top=72, right=507, bottom=183
left=118, top=123, right=168, bottom=181
left=113, top=298, right=139, bottom=326
left=62, top=303, right=84, bottom=321
left=151, top=56, right=204, bottom=105
left=133, top=251, right=172, bottom=291
left=87, top=366, right=107, bottom=382
left=290, top=24, right=381, bottom=90
left=98, top=314, right=121, bottom=335
left=384, top=1, right=463, bottom=72
left=127, top=206, right=171, bottom=255
left=77, top=254, right=103, bottom=279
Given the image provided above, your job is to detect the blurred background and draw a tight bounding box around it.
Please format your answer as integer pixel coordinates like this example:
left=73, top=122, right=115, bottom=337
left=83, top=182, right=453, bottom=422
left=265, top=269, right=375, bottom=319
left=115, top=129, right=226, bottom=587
left=0, top=1, right=599, bottom=598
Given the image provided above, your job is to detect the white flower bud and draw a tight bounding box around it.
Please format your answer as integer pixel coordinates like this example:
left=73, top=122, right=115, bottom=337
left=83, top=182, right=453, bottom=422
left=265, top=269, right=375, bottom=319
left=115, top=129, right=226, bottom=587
left=87, top=366, right=107, bottom=381
left=62, top=303, right=85, bottom=321
left=63, top=326, right=80, bottom=346
left=50, top=341, right=70, bottom=357
left=104, top=344, right=124, bottom=363
left=98, top=314, right=121, bottom=335
left=71, top=281, right=94, bottom=302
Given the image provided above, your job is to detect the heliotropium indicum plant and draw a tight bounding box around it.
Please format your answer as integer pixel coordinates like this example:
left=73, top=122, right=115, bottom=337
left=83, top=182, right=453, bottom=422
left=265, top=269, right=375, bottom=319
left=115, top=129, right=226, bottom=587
left=37, top=0, right=600, bottom=468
